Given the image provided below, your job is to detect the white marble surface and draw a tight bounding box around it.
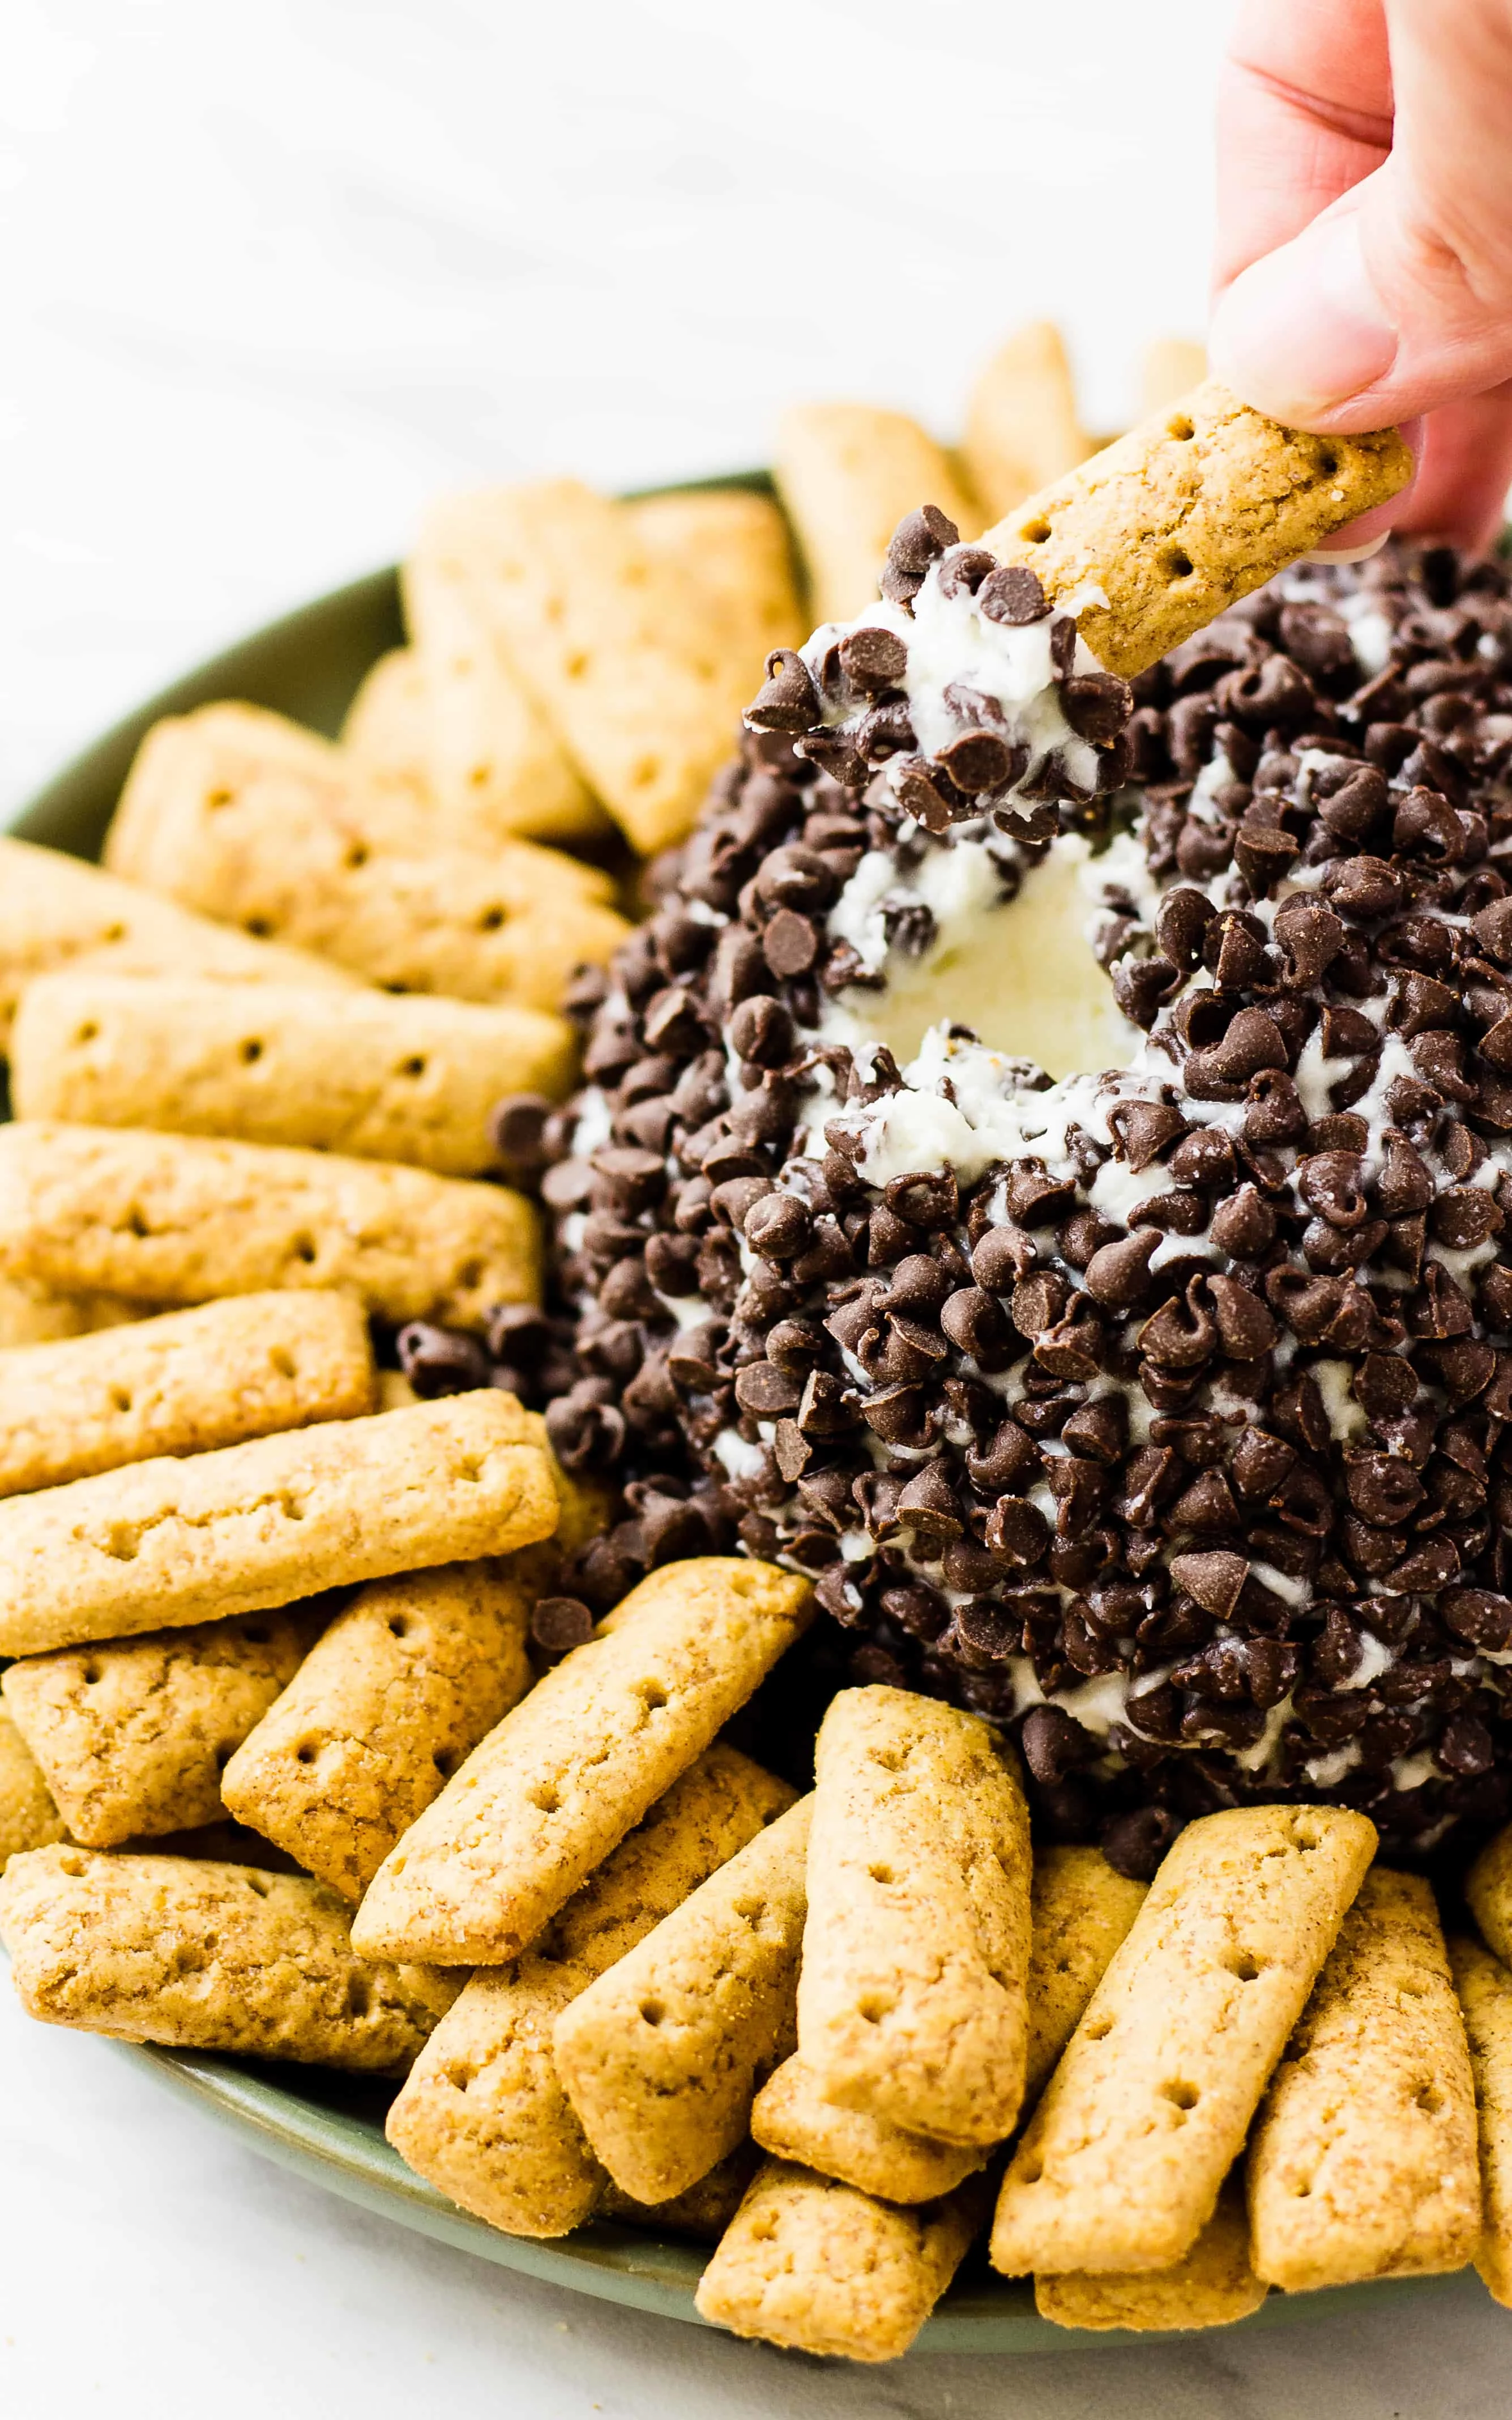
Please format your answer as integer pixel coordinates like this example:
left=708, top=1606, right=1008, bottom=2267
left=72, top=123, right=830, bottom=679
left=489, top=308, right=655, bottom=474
left=5, top=3, right=1512, bottom=2412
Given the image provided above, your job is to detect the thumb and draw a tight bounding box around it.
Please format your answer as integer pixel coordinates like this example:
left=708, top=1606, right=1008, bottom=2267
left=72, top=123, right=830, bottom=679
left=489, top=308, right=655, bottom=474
left=1211, top=0, right=1512, bottom=432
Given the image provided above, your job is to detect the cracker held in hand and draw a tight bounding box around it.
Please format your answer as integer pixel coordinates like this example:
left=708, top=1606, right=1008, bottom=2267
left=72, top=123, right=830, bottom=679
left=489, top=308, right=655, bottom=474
left=0, top=1394, right=558, bottom=1656
left=1447, top=1934, right=1512, bottom=2307
left=554, top=1794, right=811, bottom=2206
left=0, top=833, right=357, bottom=1056
left=0, top=1291, right=373, bottom=1499
left=990, top=1805, right=1376, bottom=2277
left=3, top=1603, right=327, bottom=1847
left=983, top=377, right=1412, bottom=678
left=1035, top=2182, right=1266, bottom=2334
left=351, top=1557, right=813, bottom=1966
left=0, top=1123, right=540, bottom=1332
left=774, top=402, right=983, bottom=625
left=11, top=973, right=575, bottom=1178
left=386, top=1746, right=791, bottom=2238
left=221, top=1561, right=535, bottom=1900
left=796, top=1685, right=1032, bottom=2147
left=105, top=702, right=629, bottom=1011
left=425, top=480, right=766, bottom=855
left=0, top=1843, right=458, bottom=2071
left=1247, top=1867, right=1480, bottom=2292
left=694, top=2159, right=984, bottom=2363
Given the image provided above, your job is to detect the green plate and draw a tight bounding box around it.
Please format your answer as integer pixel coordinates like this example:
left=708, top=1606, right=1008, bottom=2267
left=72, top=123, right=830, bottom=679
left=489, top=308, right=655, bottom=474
left=1, top=504, right=1453, bottom=2350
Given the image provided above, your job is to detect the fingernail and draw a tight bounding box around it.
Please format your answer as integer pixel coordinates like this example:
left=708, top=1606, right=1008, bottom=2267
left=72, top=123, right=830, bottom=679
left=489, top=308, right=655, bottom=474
left=1210, top=206, right=1398, bottom=421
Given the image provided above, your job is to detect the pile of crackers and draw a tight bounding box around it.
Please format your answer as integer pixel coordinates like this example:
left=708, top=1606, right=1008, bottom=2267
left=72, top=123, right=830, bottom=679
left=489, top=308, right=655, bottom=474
left=4, top=320, right=1512, bottom=2363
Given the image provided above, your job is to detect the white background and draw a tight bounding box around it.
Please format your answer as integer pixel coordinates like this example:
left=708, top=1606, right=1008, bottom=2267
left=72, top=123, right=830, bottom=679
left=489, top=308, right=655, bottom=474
left=3, top=3, right=1511, bottom=2413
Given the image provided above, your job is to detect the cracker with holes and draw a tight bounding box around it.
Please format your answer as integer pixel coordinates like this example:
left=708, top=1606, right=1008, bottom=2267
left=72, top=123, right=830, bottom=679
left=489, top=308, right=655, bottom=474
left=0, top=832, right=357, bottom=1057
left=0, top=1710, right=67, bottom=1873
left=796, top=1685, right=1032, bottom=2148
left=981, top=377, right=1412, bottom=678
left=962, top=321, right=1089, bottom=523
left=626, top=488, right=804, bottom=685
left=386, top=1745, right=792, bottom=2236
left=11, top=973, right=576, bottom=1177
left=0, top=1393, right=558, bottom=1656
left=0, top=1291, right=373, bottom=1499
left=694, top=2158, right=986, bottom=2363
left=1035, top=2180, right=1266, bottom=2334
left=2, top=1602, right=330, bottom=1847
left=1448, top=1934, right=1512, bottom=2307
left=750, top=2056, right=983, bottom=2205
left=1247, top=1867, right=1480, bottom=2291
left=990, top=1805, right=1377, bottom=2278
left=351, top=1557, right=813, bottom=1966
left=415, top=480, right=764, bottom=855
left=774, top=402, right=983, bottom=625
left=104, top=702, right=629, bottom=1010
left=0, top=1843, right=459, bottom=2070
left=0, top=1122, right=540, bottom=1331
left=554, top=1793, right=811, bottom=2206
left=221, top=1561, right=535, bottom=1899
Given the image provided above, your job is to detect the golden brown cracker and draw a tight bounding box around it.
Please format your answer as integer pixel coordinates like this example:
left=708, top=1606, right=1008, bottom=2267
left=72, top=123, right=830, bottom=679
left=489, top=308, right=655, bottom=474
left=1035, top=2181, right=1266, bottom=2333
left=0, top=1121, right=540, bottom=1331
left=351, top=1557, right=812, bottom=1966
left=12, top=971, right=576, bottom=1177
left=0, top=1842, right=458, bottom=2070
left=694, top=2159, right=983, bottom=2362
left=0, top=1274, right=139, bottom=1349
left=1025, top=1846, right=1150, bottom=2105
left=774, top=402, right=983, bottom=625
left=627, top=487, right=804, bottom=685
left=554, top=1794, right=811, bottom=2205
left=340, top=647, right=436, bottom=800
left=0, top=1393, right=558, bottom=1656
left=1449, top=1933, right=1512, bottom=2307
left=1466, top=1817, right=1512, bottom=1970
left=983, top=379, right=1412, bottom=678
left=0, top=1291, right=374, bottom=1498
left=2, top=1603, right=327, bottom=1847
left=0, top=1711, right=68, bottom=1873
left=750, top=2056, right=983, bottom=2205
left=221, top=1560, right=535, bottom=1899
left=797, top=1686, right=1031, bottom=2147
left=962, top=321, right=1090, bottom=522
left=1248, top=1867, right=1479, bottom=2291
left=990, top=1804, right=1377, bottom=2277
left=385, top=1746, right=792, bottom=2237
left=104, top=702, right=627, bottom=1011
left=598, top=2144, right=761, bottom=2243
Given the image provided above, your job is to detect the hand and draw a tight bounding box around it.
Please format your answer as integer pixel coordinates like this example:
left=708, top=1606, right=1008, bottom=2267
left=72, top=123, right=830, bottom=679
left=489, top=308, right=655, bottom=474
left=1208, top=0, right=1512, bottom=551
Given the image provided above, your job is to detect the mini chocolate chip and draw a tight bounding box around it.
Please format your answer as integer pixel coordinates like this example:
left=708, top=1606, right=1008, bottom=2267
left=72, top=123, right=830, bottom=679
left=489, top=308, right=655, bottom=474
left=1113, top=955, right=1182, bottom=1028
left=733, top=1360, right=804, bottom=1416
left=985, top=1496, right=1050, bottom=1565
left=1209, top=1184, right=1276, bottom=1258
left=1169, top=1128, right=1236, bottom=1190
left=531, top=1596, right=596, bottom=1655
left=1100, top=1805, right=1183, bottom=1882
left=979, top=565, right=1049, bottom=625
left=746, top=647, right=821, bottom=732
left=396, top=1322, right=491, bottom=1396
left=886, top=503, right=960, bottom=576
left=544, top=1392, right=627, bottom=1473
left=966, top=1420, right=1039, bottom=1493
left=728, top=994, right=794, bottom=1067
left=1020, top=1703, right=1097, bottom=1784
left=1110, top=1098, right=1188, bottom=1171
left=761, top=908, right=818, bottom=977
left=1170, top=1549, right=1249, bottom=1619
left=838, top=624, right=908, bottom=694
left=935, top=728, right=1016, bottom=794
left=744, top=1192, right=813, bottom=1260
left=1083, top=1229, right=1160, bottom=1308
left=1441, top=1589, right=1512, bottom=1650
left=755, top=845, right=840, bottom=913
left=1061, top=672, right=1133, bottom=744
left=489, top=1092, right=555, bottom=1180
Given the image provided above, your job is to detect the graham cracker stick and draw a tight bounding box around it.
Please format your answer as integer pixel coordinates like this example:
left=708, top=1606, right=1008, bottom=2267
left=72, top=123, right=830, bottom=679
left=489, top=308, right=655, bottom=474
left=400, top=538, right=606, bottom=846
left=627, top=488, right=804, bottom=688
left=104, top=702, right=628, bottom=1011
left=599, top=2145, right=761, bottom=2243
left=750, top=2057, right=983, bottom=2205
left=2, top=1603, right=328, bottom=1847
left=751, top=1845, right=1147, bottom=2202
left=0, top=1275, right=138, bottom=1349
left=0, top=1292, right=374, bottom=1498
left=0, top=1843, right=459, bottom=2071
left=1141, top=336, right=1208, bottom=419
left=1248, top=1867, right=1480, bottom=2292
left=432, top=480, right=768, bottom=854
left=1035, top=2180, right=1266, bottom=2334
left=341, top=647, right=436, bottom=801
left=221, top=1561, right=535, bottom=1900
left=554, top=1795, right=811, bottom=2205
left=774, top=402, right=983, bottom=625
left=694, top=2161, right=984, bottom=2362
left=983, top=377, right=1412, bottom=678
left=1466, top=1817, right=1512, bottom=1968
left=1448, top=1934, right=1512, bottom=2307
left=0, top=1122, right=540, bottom=1331
left=12, top=972, right=576, bottom=1178
left=0, top=1711, right=67, bottom=1873
left=0, top=1393, right=558, bottom=1656
left=386, top=1746, right=792, bottom=2237
left=351, top=1558, right=813, bottom=1966
left=990, top=1805, right=1377, bottom=2278
left=797, top=1686, right=1032, bottom=2148
left=0, top=833, right=358, bottom=1055
left=962, top=321, right=1090, bottom=522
